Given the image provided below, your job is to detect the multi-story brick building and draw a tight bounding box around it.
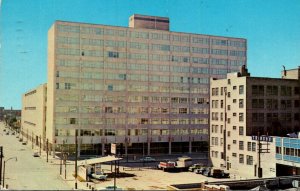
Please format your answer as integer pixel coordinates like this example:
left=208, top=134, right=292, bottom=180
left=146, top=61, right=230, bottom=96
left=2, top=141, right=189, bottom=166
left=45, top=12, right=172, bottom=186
left=210, top=66, right=300, bottom=178
left=25, top=14, right=247, bottom=156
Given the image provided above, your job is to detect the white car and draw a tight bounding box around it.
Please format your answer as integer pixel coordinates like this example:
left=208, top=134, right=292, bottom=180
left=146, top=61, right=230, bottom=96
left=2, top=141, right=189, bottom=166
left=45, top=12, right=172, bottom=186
left=140, top=156, right=156, bottom=162
left=97, top=186, right=122, bottom=190
left=33, top=152, right=40, bottom=157
left=91, top=172, right=107, bottom=180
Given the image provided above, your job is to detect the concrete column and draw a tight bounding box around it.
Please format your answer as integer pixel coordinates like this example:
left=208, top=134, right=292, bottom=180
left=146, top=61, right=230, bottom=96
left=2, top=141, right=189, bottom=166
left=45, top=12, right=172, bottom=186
left=101, top=143, right=105, bottom=156
left=78, top=139, right=81, bottom=157
left=147, top=141, right=150, bottom=156
left=189, top=140, right=192, bottom=154
left=168, top=141, right=172, bottom=155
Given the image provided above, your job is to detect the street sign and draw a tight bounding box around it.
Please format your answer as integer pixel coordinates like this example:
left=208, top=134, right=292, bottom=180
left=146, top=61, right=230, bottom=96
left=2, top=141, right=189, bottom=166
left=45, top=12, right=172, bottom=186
left=251, top=135, right=273, bottom=142
left=111, top=143, right=116, bottom=155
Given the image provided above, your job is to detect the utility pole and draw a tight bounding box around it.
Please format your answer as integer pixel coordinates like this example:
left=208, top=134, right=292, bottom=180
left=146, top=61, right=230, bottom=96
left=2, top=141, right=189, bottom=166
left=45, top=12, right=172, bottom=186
left=0, top=146, right=3, bottom=186
left=64, top=153, right=67, bottom=179
left=75, top=130, right=78, bottom=189
left=39, top=136, right=41, bottom=156
left=46, top=138, right=49, bottom=163
left=32, top=132, right=34, bottom=149
left=256, top=131, right=270, bottom=178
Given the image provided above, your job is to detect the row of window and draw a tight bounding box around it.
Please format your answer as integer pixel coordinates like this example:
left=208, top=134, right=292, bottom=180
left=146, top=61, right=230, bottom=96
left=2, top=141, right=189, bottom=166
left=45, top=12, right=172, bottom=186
left=56, top=117, right=208, bottom=125
left=211, top=85, right=244, bottom=96
left=276, top=146, right=300, bottom=157
left=252, top=99, right=297, bottom=109
left=210, top=151, right=253, bottom=165
left=57, top=48, right=246, bottom=60
left=56, top=82, right=209, bottom=94
left=211, top=112, right=244, bottom=122
left=56, top=59, right=245, bottom=69
left=211, top=99, right=244, bottom=109
left=252, top=85, right=298, bottom=96
left=252, top=112, right=296, bottom=123
left=211, top=125, right=244, bottom=136
left=55, top=127, right=208, bottom=137
left=57, top=24, right=246, bottom=48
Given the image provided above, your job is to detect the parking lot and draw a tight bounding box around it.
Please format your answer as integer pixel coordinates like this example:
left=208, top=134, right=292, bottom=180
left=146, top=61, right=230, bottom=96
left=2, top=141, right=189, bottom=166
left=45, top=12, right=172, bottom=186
left=0, top=121, right=235, bottom=190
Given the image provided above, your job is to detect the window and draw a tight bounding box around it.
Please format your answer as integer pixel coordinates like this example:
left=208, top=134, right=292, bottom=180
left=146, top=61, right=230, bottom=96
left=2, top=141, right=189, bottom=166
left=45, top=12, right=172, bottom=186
left=233, top=126, right=237, bottom=130
left=65, top=83, right=71, bottom=90
left=227, top=144, right=231, bottom=150
left=239, top=154, right=244, bottom=163
left=239, top=113, right=244, bottom=122
left=276, top=146, right=282, bottom=154
left=56, top=83, right=59, bottom=89
left=239, top=141, right=244, bottom=150
left=179, top=108, right=188, bottom=114
left=247, top=142, right=251, bottom=151
left=252, top=99, right=264, bottom=108
left=108, top=51, right=119, bottom=58
left=239, top=85, right=244, bottom=94
left=252, top=85, right=264, bottom=95
left=233, top=140, right=237, bottom=144
left=227, top=131, right=231, bottom=137
left=233, top=99, right=237, bottom=103
left=228, top=79, right=231, bottom=84
left=232, top=153, right=237, bottom=157
left=108, top=85, right=113, bottom=91
left=70, top=118, right=76, bottom=124
left=239, top=99, right=244, bottom=108
left=233, top=86, right=237, bottom=90
left=246, top=155, right=253, bottom=165
left=105, top=107, right=113, bottom=113
left=252, top=142, right=256, bottom=152
left=239, top=126, right=244, bottom=135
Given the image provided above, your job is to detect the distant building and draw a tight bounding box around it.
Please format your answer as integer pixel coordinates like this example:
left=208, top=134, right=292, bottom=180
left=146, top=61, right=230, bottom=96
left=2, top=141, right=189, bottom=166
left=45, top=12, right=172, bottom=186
left=24, top=14, right=247, bottom=156
left=210, top=66, right=300, bottom=178
left=0, top=107, right=21, bottom=121
left=0, top=107, right=4, bottom=120
left=21, top=84, right=47, bottom=149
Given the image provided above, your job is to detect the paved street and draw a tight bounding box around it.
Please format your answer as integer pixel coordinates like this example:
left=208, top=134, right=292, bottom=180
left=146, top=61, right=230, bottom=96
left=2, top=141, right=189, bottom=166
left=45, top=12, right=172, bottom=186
left=0, top=122, right=71, bottom=190
left=0, top=121, right=235, bottom=190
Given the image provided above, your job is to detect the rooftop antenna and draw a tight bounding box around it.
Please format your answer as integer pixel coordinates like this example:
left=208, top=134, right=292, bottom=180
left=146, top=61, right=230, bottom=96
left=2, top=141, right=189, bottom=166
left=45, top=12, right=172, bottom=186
left=282, top=65, right=286, bottom=76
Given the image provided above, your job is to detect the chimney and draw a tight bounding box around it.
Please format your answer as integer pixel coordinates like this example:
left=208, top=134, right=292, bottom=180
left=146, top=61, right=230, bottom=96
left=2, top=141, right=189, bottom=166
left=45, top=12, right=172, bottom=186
left=239, top=65, right=250, bottom=77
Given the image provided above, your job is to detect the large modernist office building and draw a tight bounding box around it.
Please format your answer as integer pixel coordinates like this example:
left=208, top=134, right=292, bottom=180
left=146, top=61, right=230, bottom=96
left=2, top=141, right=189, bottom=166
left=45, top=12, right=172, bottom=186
left=23, top=14, right=247, bottom=156
left=210, top=67, right=300, bottom=178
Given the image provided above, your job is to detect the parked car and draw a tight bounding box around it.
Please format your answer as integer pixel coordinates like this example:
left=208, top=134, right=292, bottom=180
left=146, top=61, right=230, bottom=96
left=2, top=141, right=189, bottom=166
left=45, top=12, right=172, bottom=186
left=202, top=167, right=212, bottom=177
left=12, top=132, right=15, bottom=135
left=212, top=169, right=230, bottom=178
left=188, top=163, right=203, bottom=172
left=91, top=172, right=107, bottom=180
left=5, top=132, right=9, bottom=135
left=140, top=156, right=156, bottom=162
left=19, top=138, right=23, bottom=142
left=22, top=142, right=27, bottom=145
left=97, top=186, right=122, bottom=190
left=194, top=167, right=207, bottom=174
left=33, top=152, right=40, bottom=157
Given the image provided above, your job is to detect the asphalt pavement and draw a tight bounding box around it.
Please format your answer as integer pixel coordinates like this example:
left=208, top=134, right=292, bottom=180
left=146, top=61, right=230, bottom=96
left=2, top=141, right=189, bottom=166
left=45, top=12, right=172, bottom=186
left=0, top=122, right=71, bottom=190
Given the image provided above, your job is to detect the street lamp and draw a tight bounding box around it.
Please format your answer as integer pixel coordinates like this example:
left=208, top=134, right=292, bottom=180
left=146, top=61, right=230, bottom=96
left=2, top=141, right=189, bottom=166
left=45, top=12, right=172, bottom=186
left=2, top=157, right=17, bottom=187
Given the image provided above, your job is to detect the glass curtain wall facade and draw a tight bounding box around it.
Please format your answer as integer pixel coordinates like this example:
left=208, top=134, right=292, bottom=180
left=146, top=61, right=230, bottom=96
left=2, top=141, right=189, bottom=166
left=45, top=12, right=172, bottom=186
left=48, top=19, right=246, bottom=155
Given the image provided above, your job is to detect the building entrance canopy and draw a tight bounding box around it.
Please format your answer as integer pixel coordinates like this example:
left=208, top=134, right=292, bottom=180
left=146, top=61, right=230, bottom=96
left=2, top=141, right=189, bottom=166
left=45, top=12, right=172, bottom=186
left=77, top=155, right=122, bottom=166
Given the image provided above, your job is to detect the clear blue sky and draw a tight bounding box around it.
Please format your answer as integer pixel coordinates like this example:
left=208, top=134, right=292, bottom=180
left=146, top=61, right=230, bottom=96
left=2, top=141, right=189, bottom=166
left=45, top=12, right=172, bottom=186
left=1, top=0, right=300, bottom=109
